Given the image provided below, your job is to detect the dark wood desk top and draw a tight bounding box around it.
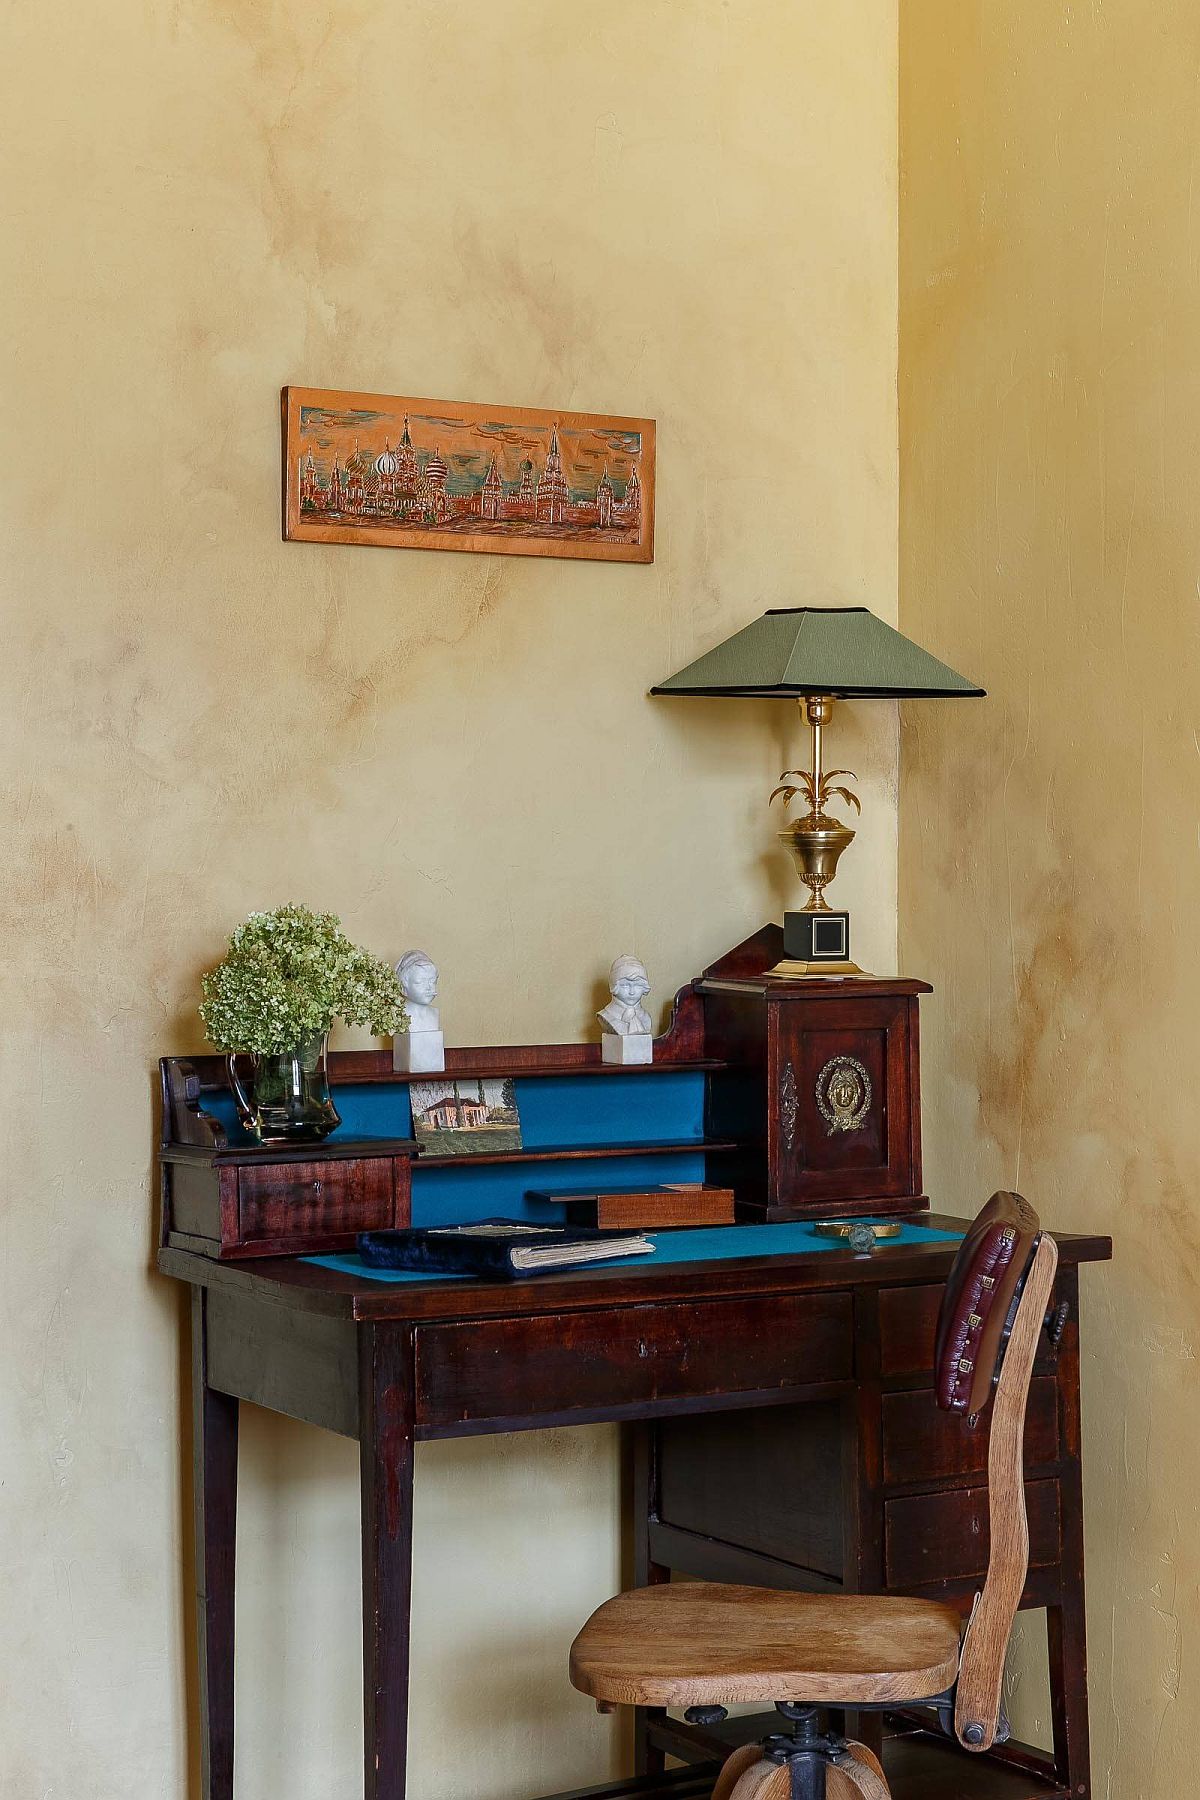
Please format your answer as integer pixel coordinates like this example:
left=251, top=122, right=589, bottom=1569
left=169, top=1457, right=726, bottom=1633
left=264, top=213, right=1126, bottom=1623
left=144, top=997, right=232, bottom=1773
left=157, top=1212, right=1111, bottom=1326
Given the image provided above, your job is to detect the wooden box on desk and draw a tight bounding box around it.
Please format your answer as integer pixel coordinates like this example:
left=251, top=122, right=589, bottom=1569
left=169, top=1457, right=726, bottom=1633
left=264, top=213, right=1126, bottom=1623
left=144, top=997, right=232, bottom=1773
left=159, top=1062, right=415, bottom=1260
left=700, top=925, right=928, bottom=1221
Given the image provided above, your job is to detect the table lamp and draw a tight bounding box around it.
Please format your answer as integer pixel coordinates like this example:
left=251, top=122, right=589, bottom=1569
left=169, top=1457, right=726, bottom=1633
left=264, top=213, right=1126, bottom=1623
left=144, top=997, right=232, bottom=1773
left=651, top=606, right=984, bottom=973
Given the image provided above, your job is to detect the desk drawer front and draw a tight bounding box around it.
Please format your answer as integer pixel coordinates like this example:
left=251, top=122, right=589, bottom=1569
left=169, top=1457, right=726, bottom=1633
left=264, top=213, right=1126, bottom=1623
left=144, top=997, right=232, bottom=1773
left=415, top=1292, right=853, bottom=1432
left=879, top=1281, right=1063, bottom=1380
left=879, top=1283, right=942, bottom=1376
left=238, top=1158, right=397, bottom=1249
left=885, top=1478, right=1061, bottom=1589
left=882, top=1378, right=1060, bottom=1486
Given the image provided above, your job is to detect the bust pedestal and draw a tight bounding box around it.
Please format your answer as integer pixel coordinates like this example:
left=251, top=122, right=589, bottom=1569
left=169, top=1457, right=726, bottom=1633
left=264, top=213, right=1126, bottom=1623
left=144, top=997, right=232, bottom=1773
left=393, top=1031, right=446, bottom=1074
left=602, top=1032, right=653, bottom=1065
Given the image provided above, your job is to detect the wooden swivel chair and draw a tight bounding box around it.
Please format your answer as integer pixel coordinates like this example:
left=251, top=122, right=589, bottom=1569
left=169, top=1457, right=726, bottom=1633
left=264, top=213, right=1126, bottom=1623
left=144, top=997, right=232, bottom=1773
left=570, top=1192, right=1059, bottom=1798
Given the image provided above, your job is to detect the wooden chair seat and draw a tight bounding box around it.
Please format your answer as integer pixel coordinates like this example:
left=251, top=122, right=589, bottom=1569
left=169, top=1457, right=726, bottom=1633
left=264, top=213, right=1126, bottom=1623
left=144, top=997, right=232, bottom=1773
left=569, top=1581, right=962, bottom=1708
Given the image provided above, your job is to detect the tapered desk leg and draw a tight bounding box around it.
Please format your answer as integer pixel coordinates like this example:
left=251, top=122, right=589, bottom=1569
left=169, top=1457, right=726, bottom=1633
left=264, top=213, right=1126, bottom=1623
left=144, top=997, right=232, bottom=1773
left=631, top=1423, right=668, bottom=1777
left=360, top=1323, right=415, bottom=1800
left=842, top=1303, right=885, bottom=1766
left=192, top=1286, right=239, bottom=1800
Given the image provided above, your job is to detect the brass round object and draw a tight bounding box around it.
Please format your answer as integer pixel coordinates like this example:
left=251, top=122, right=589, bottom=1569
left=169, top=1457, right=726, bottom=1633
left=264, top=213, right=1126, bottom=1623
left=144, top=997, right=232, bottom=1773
left=811, top=1220, right=902, bottom=1241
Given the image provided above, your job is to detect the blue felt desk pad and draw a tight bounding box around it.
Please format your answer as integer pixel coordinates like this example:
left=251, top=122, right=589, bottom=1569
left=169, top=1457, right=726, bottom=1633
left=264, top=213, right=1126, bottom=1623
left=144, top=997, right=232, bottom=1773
left=307, top=1219, right=964, bottom=1284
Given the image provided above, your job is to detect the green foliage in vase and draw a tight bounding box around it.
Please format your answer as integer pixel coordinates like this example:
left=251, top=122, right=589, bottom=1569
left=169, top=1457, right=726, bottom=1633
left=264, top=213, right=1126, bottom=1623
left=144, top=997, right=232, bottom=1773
left=200, top=903, right=409, bottom=1054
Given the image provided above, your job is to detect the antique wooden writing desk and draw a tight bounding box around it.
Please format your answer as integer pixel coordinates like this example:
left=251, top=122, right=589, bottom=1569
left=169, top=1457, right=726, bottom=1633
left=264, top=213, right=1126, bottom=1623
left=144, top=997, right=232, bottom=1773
left=161, top=1223, right=1109, bottom=1800
left=156, top=930, right=1111, bottom=1800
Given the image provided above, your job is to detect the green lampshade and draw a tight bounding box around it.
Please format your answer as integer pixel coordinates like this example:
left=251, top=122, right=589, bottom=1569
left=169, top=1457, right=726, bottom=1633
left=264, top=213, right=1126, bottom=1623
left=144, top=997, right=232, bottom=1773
left=651, top=607, right=985, bottom=700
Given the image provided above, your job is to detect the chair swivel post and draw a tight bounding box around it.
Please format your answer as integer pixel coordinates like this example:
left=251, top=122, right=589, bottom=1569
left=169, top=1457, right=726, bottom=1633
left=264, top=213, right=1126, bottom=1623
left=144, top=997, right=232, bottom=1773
left=763, top=1704, right=838, bottom=1798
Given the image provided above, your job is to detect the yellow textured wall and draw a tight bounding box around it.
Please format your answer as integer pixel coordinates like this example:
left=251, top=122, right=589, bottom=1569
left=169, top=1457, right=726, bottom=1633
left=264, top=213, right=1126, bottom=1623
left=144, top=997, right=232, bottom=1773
left=900, top=0, right=1194, bottom=1783
left=1, top=5, right=899, bottom=1795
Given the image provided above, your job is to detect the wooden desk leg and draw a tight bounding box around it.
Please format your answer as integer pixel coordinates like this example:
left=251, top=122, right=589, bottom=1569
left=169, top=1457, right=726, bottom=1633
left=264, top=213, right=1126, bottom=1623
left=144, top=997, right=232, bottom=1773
left=360, top=1323, right=415, bottom=1800
left=1049, top=1270, right=1092, bottom=1798
left=841, top=1300, right=886, bottom=1766
left=631, top=1423, right=668, bottom=1777
left=191, top=1286, right=239, bottom=1800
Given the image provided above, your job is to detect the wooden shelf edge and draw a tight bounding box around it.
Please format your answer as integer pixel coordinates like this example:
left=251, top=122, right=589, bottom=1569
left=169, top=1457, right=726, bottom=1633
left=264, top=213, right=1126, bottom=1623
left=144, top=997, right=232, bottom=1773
left=394, top=1059, right=729, bottom=1085
left=415, top=1139, right=738, bottom=1169
left=163, top=1137, right=418, bottom=1167
left=169, top=1056, right=727, bottom=1095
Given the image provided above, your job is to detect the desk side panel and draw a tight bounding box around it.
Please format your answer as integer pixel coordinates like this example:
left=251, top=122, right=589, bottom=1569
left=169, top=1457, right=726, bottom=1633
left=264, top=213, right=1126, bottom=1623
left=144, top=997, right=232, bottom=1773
left=656, top=1401, right=846, bottom=1582
left=206, top=1288, right=360, bottom=1438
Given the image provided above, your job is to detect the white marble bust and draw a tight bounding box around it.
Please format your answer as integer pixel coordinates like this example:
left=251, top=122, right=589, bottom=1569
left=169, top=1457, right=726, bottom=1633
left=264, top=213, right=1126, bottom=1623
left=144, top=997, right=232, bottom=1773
left=597, top=954, right=652, bottom=1037
left=396, top=950, right=441, bottom=1033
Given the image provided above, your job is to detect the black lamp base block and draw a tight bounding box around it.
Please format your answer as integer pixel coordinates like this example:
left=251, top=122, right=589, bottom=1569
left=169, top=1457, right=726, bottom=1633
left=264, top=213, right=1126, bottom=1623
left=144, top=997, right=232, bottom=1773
left=784, top=909, right=851, bottom=964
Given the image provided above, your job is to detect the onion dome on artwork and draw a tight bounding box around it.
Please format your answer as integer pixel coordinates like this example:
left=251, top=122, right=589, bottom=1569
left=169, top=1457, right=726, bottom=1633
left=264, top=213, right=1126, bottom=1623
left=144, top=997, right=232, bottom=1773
left=375, top=442, right=399, bottom=478
left=424, top=445, right=448, bottom=485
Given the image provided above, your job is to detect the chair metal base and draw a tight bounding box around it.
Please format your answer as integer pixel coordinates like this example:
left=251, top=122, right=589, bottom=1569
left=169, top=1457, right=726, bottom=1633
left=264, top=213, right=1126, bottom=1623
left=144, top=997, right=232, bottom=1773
left=762, top=1708, right=857, bottom=1798
left=694, top=1705, right=888, bottom=1799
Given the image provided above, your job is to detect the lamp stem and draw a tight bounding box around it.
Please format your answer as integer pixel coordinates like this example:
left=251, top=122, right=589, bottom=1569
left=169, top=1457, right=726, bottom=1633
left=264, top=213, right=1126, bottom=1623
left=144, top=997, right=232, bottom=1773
left=804, top=694, right=833, bottom=813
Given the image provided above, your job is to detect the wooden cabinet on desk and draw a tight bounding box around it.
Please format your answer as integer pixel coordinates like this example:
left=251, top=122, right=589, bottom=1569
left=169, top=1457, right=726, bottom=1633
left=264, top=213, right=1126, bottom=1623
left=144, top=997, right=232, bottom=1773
left=700, top=926, right=927, bottom=1220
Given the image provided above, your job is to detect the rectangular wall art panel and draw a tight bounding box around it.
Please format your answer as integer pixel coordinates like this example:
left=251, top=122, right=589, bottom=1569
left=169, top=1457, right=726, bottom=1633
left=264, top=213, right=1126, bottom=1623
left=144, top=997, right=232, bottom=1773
left=282, top=386, right=655, bottom=563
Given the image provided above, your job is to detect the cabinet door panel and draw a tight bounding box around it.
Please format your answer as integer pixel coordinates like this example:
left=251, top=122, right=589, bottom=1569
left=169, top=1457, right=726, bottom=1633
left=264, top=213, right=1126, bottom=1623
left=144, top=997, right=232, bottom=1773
left=770, top=995, right=917, bottom=1211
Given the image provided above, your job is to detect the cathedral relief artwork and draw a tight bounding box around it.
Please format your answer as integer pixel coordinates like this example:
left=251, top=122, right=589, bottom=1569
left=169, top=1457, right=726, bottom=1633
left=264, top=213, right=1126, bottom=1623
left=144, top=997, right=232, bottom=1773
left=282, top=386, right=655, bottom=563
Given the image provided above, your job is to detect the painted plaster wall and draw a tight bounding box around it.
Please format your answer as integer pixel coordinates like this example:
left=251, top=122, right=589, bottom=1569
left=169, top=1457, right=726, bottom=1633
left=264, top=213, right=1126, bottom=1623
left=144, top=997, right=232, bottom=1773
left=899, top=1, right=1196, bottom=1782
left=0, top=5, right=899, bottom=1795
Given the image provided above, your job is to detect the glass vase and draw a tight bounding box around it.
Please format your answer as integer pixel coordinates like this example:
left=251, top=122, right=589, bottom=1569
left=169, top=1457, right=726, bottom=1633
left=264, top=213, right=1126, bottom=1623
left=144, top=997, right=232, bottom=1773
left=227, top=1029, right=341, bottom=1145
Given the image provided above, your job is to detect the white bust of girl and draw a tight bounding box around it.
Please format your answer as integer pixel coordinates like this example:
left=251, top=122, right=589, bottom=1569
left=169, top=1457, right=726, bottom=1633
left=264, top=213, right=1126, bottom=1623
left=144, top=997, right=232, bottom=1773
left=395, top=950, right=440, bottom=1035
left=597, top=954, right=652, bottom=1037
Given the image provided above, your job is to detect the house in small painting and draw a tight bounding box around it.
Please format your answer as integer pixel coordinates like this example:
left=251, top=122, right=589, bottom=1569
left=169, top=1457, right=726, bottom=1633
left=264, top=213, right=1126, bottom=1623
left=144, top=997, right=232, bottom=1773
left=420, top=1093, right=490, bottom=1131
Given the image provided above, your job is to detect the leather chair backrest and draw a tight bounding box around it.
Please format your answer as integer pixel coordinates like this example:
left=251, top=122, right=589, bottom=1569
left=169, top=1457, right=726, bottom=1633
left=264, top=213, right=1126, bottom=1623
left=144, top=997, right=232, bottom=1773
left=934, top=1191, right=1041, bottom=1419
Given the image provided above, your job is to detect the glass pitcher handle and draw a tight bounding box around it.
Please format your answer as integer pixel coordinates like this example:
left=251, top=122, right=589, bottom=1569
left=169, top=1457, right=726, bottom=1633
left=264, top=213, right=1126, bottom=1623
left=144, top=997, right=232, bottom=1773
left=226, top=1053, right=255, bottom=1129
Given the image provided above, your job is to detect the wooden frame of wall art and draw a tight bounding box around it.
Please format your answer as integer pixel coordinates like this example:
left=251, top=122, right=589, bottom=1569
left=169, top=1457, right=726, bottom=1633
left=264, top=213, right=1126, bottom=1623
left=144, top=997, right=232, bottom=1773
left=282, top=385, right=655, bottom=563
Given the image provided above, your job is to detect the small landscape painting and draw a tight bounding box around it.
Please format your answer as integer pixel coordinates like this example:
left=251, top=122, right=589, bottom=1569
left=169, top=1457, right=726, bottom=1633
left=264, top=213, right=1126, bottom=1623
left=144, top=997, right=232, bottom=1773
left=282, top=386, right=655, bottom=563
left=409, top=1078, right=523, bottom=1156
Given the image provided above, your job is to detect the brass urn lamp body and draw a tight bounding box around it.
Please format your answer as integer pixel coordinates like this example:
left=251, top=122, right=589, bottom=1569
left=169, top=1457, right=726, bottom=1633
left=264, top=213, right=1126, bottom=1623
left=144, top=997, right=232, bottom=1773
left=773, top=693, right=858, bottom=914
left=652, top=606, right=985, bottom=975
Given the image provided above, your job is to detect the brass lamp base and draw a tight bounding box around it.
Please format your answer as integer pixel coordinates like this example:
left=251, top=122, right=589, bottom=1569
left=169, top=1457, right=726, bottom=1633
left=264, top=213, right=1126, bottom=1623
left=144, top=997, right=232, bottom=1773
left=769, top=957, right=870, bottom=981
left=778, top=901, right=873, bottom=981
left=784, top=906, right=852, bottom=963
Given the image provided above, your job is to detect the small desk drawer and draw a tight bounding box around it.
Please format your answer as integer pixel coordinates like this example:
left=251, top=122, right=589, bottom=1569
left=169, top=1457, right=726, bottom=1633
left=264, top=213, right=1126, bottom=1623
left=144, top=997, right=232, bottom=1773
left=879, top=1283, right=942, bottom=1376
left=882, top=1378, right=1060, bottom=1486
left=414, top=1292, right=853, bottom=1432
left=238, top=1158, right=396, bottom=1248
left=879, top=1281, right=1063, bottom=1380
left=885, top=1478, right=1061, bottom=1589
